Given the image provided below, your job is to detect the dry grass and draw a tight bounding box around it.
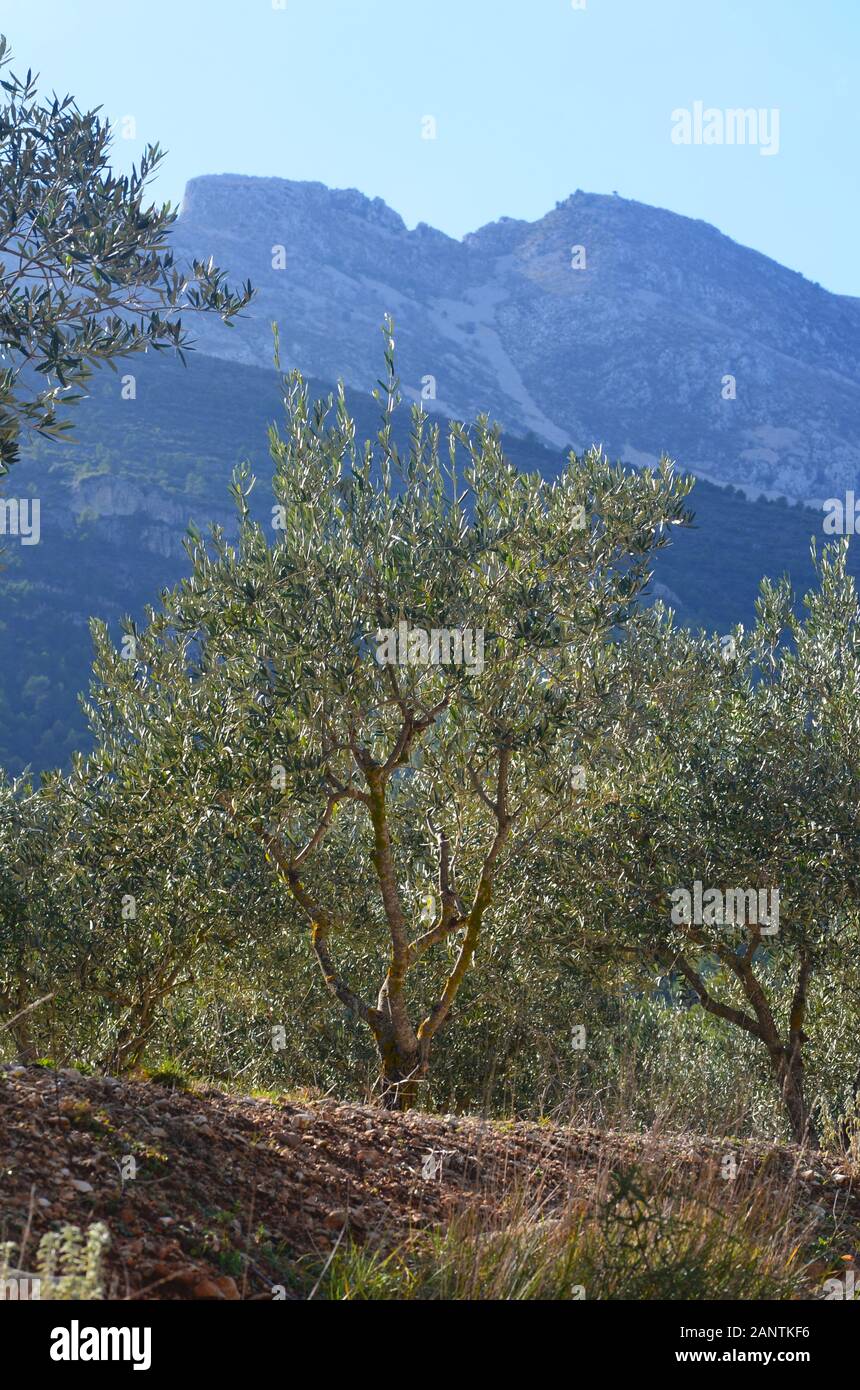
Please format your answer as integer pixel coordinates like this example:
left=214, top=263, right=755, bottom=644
left=306, top=1134, right=817, bottom=1300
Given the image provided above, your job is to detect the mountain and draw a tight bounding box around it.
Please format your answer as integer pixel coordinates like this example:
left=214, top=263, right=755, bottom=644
left=171, top=176, right=860, bottom=503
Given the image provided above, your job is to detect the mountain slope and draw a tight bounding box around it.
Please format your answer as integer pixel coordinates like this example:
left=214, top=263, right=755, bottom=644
left=171, top=176, right=860, bottom=502
left=1, top=349, right=852, bottom=778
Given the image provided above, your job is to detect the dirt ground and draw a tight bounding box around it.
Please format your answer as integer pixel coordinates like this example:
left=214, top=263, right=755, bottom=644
left=1, top=1062, right=857, bottom=1299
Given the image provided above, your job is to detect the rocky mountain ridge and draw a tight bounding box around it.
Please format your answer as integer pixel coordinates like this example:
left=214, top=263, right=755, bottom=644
left=171, top=175, right=860, bottom=502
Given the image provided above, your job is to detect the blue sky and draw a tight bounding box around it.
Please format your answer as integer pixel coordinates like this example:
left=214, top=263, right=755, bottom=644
left=2, top=0, right=858, bottom=293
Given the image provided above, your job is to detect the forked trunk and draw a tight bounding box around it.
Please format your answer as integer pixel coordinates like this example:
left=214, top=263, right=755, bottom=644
left=378, top=1038, right=426, bottom=1111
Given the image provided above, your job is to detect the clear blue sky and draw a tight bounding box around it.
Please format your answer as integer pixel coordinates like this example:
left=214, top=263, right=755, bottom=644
left=2, top=0, right=858, bottom=293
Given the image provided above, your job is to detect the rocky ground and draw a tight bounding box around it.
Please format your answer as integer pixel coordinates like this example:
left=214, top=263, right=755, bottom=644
left=1, top=1062, right=857, bottom=1299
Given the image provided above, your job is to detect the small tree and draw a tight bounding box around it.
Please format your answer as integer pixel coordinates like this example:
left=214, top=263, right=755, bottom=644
left=0, top=35, right=253, bottom=473
left=563, top=545, right=860, bottom=1145
left=0, top=770, right=61, bottom=1058
left=1, top=741, right=279, bottom=1071
left=85, top=330, right=692, bottom=1106
left=62, top=734, right=282, bottom=1074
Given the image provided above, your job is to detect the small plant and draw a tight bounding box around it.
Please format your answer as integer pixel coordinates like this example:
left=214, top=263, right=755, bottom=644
left=58, top=1096, right=107, bottom=1132
left=218, top=1248, right=245, bottom=1278
left=144, top=1059, right=191, bottom=1091
left=1, top=1223, right=110, bottom=1300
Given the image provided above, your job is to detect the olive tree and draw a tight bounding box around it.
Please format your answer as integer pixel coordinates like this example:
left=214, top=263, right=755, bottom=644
left=47, top=734, right=280, bottom=1074
left=85, top=333, right=692, bottom=1106
left=0, top=35, right=253, bottom=474
left=0, top=770, right=67, bottom=1058
left=561, top=545, right=860, bottom=1145
left=0, top=748, right=273, bottom=1071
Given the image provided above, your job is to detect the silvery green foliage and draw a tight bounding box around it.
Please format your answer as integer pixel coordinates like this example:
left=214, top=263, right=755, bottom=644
left=547, top=542, right=860, bottom=1144
left=0, top=36, right=253, bottom=473
left=82, top=325, right=692, bottom=1099
left=36, top=1222, right=110, bottom=1300
left=0, top=771, right=66, bottom=1058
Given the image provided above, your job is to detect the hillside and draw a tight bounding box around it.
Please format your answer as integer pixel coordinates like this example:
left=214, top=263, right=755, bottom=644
left=1, top=1063, right=857, bottom=1301
left=2, top=348, right=853, bottom=778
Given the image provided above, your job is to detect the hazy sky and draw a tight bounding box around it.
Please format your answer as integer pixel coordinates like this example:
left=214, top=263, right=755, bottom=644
left=2, top=0, right=857, bottom=293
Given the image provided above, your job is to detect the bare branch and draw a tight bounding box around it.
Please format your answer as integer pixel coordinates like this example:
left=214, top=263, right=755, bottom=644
left=254, top=822, right=379, bottom=1030
left=0, top=992, right=54, bottom=1035
left=416, top=755, right=513, bottom=1053
left=407, top=821, right=466, bottom=964
left=670, top=951, right=763, bottom=1041
left=293, top=794, right=341, bottom=869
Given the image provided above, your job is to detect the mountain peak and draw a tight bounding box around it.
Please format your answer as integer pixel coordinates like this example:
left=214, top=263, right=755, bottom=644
left=171, top=176, right=860, bottom=502
left=181, top=173, right=407, bottom=234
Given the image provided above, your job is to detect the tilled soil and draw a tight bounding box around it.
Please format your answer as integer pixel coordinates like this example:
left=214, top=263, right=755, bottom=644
left=1, top=1063, right=857, bottom=1299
